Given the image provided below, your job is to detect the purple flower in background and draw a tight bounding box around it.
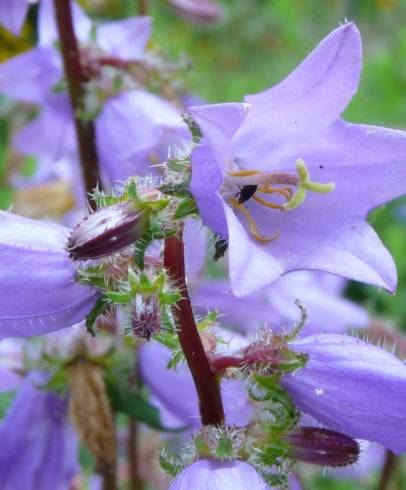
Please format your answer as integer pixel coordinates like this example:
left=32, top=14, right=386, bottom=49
left=191, top=271, right=368, bottom=336
left=0, top=372, right=79, bottom=490
left=0, top=2, right=187, bottom=189
left=0, top=210, right=98, bottom=338
left=169, top=0, right=224, bottom=24
left=189, top=23, right=406, bottom=296
left=139, top=338, right=253, bottom=430
left=168, top=459, right=272, bottom=490
left=281, top=334, right=406, bottom=454
left=0, top=0, right=35, bottom=35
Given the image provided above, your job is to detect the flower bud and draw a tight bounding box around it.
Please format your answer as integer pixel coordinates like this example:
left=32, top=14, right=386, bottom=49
left=67, top=201, right=146, bottom=261
left=131, top=295, right=161, bottom=341
left=283, top=427, right=359, bottom=467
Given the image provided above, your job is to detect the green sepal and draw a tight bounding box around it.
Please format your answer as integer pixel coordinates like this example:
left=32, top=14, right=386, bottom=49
left=173, top=198, right=198, bottom=219
left=159, top=291, right=182, bottom=305
left=139, top=272, right=154, bottom=293
left=159, top=452, right=185, bottom=477
left=85, top=297, right=110, bottom=336
left=215, top=436, right=234, bottom=459
left=0, top=391, right=17, bottom=420
left=105, top=290, right=132, bottom=304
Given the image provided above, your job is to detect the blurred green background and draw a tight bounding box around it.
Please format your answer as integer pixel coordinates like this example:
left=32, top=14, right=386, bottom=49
left=0, top=0, right=405, bottom=488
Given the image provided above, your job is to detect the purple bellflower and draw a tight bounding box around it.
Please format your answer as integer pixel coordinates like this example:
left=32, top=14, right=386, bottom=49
left=189, top=23, right=406, bottom=296
left=168, top=459, right=272, bottom=490
left=281, top=334, right=406, bottom=454
left=0, top=210, right=99, bottom=338
left=0, top=2, right=187, bottom=189
left=0, top=371, right=79, bottom=490
left=138, top=338, right=253, bottom=430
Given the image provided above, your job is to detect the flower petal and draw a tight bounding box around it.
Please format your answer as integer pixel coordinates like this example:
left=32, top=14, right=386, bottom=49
left=0, top=0, right=30, bottom=35
left=234, top=23, right=361, bottom=171
left=0, top=372, right=79, bottom=488
left=38, top=0, right=92, bottom=46
left=0, top=211, right=99, bottom=337
left=282, top=334, right=406, bottom=454
left=0, top=47, right=62, bottom=104
left=169, top=459, right=272, bottom=490
left=96, top=16, right=151, bottom=61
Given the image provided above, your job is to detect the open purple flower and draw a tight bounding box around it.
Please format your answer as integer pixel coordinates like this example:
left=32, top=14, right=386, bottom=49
left=0, top=210, right=99, bottom=337
left=281, top=334, right=406, bottom=454
left=0, top=371, right=79, bottom=489
left=189, top=23, right=406, bottom=296
left=168, top=459, right=272, bottom=490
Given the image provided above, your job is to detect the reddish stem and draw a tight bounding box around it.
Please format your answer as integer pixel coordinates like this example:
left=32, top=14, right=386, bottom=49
left=54, top=0, right=101, bottom=208
left=164, top=234, right=225, bottom=426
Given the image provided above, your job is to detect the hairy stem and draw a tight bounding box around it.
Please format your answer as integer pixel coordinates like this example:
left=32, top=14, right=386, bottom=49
left=377, top=450, right=397, bottom=490
left=164, top=234, right=225, bottom=425
left=54, top=0, right=101, bottom=208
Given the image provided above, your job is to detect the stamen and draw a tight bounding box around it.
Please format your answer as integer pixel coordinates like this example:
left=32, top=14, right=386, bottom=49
left=252, top=194, right=284, bottom=210
left=258, top=184, right=293, bottom=200
left=228, top=169, right=263, bottom=177
left=228, top=197, right=279, bottom=244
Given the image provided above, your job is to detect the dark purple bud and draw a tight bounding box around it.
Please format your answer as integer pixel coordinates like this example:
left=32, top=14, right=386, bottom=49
left=283, top=427, right=359, bottom=467
left=168, top=0, right=223, bottom=24
left=67, top=202, right=146, bottom=261
left=132, top=295, right=161, bottom=341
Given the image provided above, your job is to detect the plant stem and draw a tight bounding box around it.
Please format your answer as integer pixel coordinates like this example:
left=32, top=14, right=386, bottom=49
left=377, top=450, right=397, bottom=490
left=54, top=0, right=101, bottom=208
left=138, top=0, right=148, bottom=15
left=164, top=234, right=225, bottom=426
left=128, top=420, right=143, bottom=490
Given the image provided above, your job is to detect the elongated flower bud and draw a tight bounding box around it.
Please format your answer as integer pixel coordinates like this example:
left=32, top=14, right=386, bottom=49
left=131, top=295, right=161, bottom=340
left=67, top=201, right=146, bottom=261
left=168, top=0, right=223, bottom=24
left=283, top=427, right=359, bottom=467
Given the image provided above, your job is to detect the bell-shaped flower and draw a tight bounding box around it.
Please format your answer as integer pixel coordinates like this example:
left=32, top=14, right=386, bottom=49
left=0, top=371, right=79, bottom=489
left=0, top=210, right=99, bottom=337
left=189, top=23, right=406, bottom=296
left=168, top=459, right=272, bottom=490
left=281, top=334, right=406, bottom=454
left=139, top=338, right=253, bottom=430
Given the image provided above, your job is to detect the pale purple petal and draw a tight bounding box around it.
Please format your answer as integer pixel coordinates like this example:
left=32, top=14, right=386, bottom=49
left=190, top=144, right=228, bottom=238
left=0, top=372, right=79, bottom=489
left=0, top=47, right=62, bottom=103
left=184, top=218, right=207, bottom=282
left=139, top=340, right=253, bottom=429
left=0, top=0, right=31, bottom=35
left=169, top=459, right=272, bottom=490
left=0, top=367, right=22, bottom=392
left=96, top=17, right=151, bottom=61
left=0, top=211, right=99, bottom=338
left=282, top=334, right=406, bottom=454
left=13, top=94, right=76, bottom=160
left=96, top=91, right=185, bottom=183
left=38, top=0, right=92, bottom=46
left=233, top=23, right=361, bottom=169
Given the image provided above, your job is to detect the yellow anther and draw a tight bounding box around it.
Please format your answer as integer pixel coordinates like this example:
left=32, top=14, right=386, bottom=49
left=228, top=169, right=263, bottom=177
left=253, top=194, right=284, bottom=210
left=228, top=197, right=279, bottom=244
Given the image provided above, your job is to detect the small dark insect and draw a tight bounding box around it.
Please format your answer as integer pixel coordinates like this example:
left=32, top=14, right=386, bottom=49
left=237, top=185, right=258, bottom=204
left=213, top=237, right=228, bottom=261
